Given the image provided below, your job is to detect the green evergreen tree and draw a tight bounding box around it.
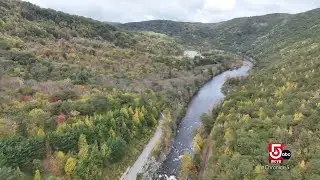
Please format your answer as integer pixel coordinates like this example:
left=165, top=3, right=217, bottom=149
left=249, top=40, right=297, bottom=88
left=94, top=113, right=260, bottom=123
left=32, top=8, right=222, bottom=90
left=78, top=134, right=89, bottom=159
left=109, top=138, right=127, bottom=162
left=14, top=167, right=23, bottom=180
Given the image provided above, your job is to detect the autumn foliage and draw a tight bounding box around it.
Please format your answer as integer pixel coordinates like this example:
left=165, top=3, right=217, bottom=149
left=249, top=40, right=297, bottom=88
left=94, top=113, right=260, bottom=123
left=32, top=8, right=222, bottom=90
left=51, top=97, right=60, bottom=103
left=56, top=113, right=66, bottom=124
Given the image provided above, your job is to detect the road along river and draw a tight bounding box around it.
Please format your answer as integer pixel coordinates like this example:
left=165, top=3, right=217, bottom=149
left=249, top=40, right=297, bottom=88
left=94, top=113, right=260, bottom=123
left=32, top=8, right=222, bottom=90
left=120, top=113, right=164, bottom=180
left=121, top=60, right=253, bottom=180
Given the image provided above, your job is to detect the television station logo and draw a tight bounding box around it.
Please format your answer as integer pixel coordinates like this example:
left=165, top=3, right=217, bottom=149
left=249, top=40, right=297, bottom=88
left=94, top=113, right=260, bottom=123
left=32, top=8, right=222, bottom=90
left=268, top=143, right=291, bottom=164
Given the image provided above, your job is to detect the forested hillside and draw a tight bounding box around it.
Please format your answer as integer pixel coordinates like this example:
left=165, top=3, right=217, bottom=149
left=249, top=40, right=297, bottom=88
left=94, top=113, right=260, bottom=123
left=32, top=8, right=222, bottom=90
left=120, top=14, right=288, bottom=51
left=202, top=9, right=320, bottom=180
left=123, top=7, right=320, bottom=180
left=0, top=0, right=242, bottom=179
left=120, top=20, right=218, bottom=49
left=204, top=33, right=320, bottom=180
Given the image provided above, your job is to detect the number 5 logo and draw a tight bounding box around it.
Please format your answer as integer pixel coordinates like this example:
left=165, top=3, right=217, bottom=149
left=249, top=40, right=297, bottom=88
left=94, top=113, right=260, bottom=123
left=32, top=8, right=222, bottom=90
left=269, top=143, right=283, bottom=159
left=268, top=143, right=284, bottom=164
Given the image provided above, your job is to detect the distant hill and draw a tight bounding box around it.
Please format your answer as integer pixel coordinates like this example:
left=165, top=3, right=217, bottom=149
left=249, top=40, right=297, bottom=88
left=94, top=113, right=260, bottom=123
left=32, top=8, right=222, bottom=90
left=104, top=21, right=121, bottom=26
left=120, top=11, right=320, bottom=58
left=120, top=20, right=218, bottom=49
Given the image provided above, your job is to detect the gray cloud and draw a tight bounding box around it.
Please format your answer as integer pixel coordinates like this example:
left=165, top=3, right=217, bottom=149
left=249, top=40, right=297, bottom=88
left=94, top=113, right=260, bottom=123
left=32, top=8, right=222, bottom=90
left=25, top=0, right=320, bottom=23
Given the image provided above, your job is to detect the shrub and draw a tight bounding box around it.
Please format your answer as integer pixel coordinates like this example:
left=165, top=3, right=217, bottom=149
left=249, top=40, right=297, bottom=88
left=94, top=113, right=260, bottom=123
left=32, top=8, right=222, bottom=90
left=72, top=69, right=90, bottom=85
left=56, top=113, right=66, bottom=124
left=0, top=40, right=11, bottom=50
left=51, top=90, right=78, bottom=101
left=50, top=101, right=74, bottom=115
left=29, top=63, right=51, bottom=81
left=10, top=52, right=37, bottom=66
left=89, top=96, right=108, bottom=113
left=18, top=86, right=36, bottom=96
left=51, top=97, right=60, bottom=103
left=74, top=102, right=94, bottom=116
left=20, top=95, right=33, bottom=102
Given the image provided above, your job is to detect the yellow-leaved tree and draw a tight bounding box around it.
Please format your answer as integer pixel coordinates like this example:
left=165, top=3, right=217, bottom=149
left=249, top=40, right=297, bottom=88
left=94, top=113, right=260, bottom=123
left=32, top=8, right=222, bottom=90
left=34, top=169, right=41, bottom=180
left=133, top=108, right=140, bottom=122
left=37, top=128, right=45, bottom=137
left=192, top=133, right=204, bottom=154
left=179, top=154, right=196, bottom=180
left=65, top=157, right=77, bottom=177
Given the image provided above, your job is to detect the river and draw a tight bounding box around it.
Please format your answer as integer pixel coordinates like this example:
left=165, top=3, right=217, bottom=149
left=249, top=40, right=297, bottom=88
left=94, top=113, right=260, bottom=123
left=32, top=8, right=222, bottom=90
left=156, top=60, right=253, bottom=179
left=120, top=60, right=253, bottom=180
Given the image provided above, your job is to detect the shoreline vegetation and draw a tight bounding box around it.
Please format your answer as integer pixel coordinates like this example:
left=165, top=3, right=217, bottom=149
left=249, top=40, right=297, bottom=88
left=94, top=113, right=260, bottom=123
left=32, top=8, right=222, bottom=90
left=197, top=68, right=253, bottom=180
left=176, top=59, right=251, bottom=180
left=159, top=58, right=243, bottom=155
left=138, top=57, right=244, bottom=179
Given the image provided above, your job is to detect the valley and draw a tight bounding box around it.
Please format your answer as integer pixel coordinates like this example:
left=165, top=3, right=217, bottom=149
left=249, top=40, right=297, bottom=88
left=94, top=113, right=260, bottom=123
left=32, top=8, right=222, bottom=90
left=1, top=1, right=320, bottom=180
left=120, top=8, right=320, bottom=180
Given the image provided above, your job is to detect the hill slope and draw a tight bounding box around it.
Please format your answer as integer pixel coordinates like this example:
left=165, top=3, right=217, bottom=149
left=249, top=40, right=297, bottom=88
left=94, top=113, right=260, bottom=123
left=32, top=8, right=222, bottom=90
left=120, top=13, right=290, bottom=51
left=121, top=10, right=320, bottom=58
left=202, top=9, right=320, bottom=180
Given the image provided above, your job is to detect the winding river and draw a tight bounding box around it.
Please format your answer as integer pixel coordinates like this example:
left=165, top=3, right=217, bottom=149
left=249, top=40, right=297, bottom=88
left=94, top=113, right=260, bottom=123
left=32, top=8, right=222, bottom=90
left=157, top=60, right=253, bottom=179
left=120, top=60, right=253, bottom=180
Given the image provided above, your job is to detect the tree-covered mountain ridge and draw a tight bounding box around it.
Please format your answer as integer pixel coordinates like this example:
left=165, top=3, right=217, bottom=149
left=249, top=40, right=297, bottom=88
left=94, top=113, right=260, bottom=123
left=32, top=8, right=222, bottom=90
left=120, top=8, right=320, bottom=58
left=123, top=7, right=320, bottom=180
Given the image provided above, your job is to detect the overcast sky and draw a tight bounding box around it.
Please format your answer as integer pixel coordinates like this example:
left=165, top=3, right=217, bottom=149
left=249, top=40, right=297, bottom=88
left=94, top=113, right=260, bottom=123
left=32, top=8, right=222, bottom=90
left=25, top=0, right=320, bottom=23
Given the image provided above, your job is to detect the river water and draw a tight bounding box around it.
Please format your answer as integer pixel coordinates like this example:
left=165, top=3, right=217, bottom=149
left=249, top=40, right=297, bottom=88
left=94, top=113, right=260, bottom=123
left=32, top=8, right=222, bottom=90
left=156, top=60, right=253, bottom=179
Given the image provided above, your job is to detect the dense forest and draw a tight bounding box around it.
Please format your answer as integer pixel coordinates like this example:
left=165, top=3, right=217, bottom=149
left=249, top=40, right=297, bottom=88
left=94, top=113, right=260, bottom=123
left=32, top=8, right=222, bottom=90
left=202, top=9, right=320, bottom=180
left=0, top=0, right=242, bottom=179
left=121, top=6, right=320, bottom=180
